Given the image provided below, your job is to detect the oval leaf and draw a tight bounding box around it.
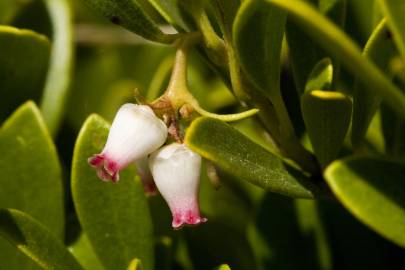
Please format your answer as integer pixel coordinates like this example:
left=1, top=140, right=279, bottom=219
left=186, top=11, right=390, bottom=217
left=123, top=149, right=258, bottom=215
left=0, top=209, right=83, bottom=270
left=233, top=0, right=286, bottom=98
left=0, top=26, right=50, bottom=122
left=0, top=101, right=65, bottom=269
left=265, top=0, right=405, bottom=120
left=185, top=117, right=325, bottom=199
left=301, top=90, right=352, bottom=167
left=72, top=114, right=154, bottom=270
left=378, top=0, right=405, bottom=59
left=325, top=157, right=405, bottom=248
left=351, top=20, right=397, bottom=148
left=81, top=0, right=176, bottom=43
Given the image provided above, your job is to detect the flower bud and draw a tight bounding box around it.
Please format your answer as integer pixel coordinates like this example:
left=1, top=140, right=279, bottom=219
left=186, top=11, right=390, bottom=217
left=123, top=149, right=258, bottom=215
left=88, top=103, right=167, bottom=182
left=135, top=157, right=157, bottom=196
left=149, top=143, right=207, bottom=229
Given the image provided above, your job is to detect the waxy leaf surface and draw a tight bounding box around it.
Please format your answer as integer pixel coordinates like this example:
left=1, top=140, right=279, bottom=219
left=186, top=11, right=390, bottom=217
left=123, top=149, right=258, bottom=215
left=301, top=90, right=352, bottom=167
left=266, top=0, right=405, bottom=120
left=0, top=102, right=64, bottom=270
left=185, top=117, right=324, bottom=199
left=325, top=157, right=405, bottom=248
left=233, top=0, right=286, bottom=98
left=72, top=114, right=154, bottom=270
left=82, top=0, right=176, bottom=43
left=0, top=209, right=83, bottom=270
left=0, top=26, right=50, bottom=122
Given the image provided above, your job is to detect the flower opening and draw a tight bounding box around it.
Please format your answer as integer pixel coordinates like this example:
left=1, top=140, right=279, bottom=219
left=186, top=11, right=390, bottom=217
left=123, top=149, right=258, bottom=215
left=88, top=103, right=167, bottom=182
left=149, top=143, right=207, bottom=229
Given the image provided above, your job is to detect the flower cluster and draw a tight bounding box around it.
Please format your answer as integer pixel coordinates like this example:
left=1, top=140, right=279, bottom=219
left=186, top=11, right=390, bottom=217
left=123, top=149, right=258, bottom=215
left=88, top=103, right=206, bottom=229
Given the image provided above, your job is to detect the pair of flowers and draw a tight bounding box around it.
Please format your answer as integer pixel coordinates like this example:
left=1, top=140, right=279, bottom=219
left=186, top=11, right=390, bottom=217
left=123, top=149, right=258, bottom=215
left=88, top=103, right=206, bottom=229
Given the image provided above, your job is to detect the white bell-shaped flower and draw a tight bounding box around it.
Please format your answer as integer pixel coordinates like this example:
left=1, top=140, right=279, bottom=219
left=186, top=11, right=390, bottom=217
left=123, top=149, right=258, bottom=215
left=135, top=157, right=157, bottom=196
left=88, top=103, right=167, bottom=182
left=149, top=143, right=207, bottom=229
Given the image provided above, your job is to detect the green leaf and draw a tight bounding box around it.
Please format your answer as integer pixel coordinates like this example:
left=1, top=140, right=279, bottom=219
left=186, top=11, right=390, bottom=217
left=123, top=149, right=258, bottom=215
left=185, top=117, right=324, bottom=199
left=146, top=0, right=188, bottom=30
left=72, top=114, right=154, bottom=270
left=301, top=90, right=352, bottom=167
left=0, top=101, right=64, bottom=269
left=0, top=26, right=50, bottom=122
left=233, top=0, right=286, bottom=98
left=325, top=157, right=405, bottom=248
left=0, top=209, right=83, bottom=270
left=39, top=0, right=74, bottom=136
left=304, top=58, right=333, bottom=92
left=81, top=0, right=176, bottom=43
left=265, top=0, right=405, bottom=120
left=378, top=0, right=405, bottom=59
left=351, top=20, right=397, bottom=148
left=69, top=234, right=105, bottom=270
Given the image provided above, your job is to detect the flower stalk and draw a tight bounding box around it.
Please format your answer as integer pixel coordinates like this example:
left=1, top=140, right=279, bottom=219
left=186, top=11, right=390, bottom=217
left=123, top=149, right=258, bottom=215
left=152, top=32, right=259, bottom=123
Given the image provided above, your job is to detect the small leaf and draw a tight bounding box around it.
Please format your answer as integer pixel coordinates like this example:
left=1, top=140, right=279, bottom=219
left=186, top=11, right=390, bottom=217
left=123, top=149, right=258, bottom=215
left=0, top=101, right=65, bottom=269
left=378, top=0, right=405, bottom=59
left=301, top=90, right=352, bottom=167
left=305, top=58, right=333, bottom=92
left=72, top=114, right=154, bottom=270
left=0, top=208, right=83, bottom=270
left=233, top=0, right=286, bottom=98
left=81, top=0, right=176, bottom=43
left=185, top=117, right=324, bottom=199
left=325, top=157, right=405, bottom=248
left=0, top=26, right=50, bottom=122
left=352, top=20, right=397, bottom=148
left=265, top=0, right=405, bottom=120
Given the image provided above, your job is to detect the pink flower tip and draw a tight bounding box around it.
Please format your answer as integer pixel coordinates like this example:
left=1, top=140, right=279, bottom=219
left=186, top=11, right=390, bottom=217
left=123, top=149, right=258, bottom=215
left=88, top=154, right=120, bottom=183
left=172, top=210, right=207, bottom=229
